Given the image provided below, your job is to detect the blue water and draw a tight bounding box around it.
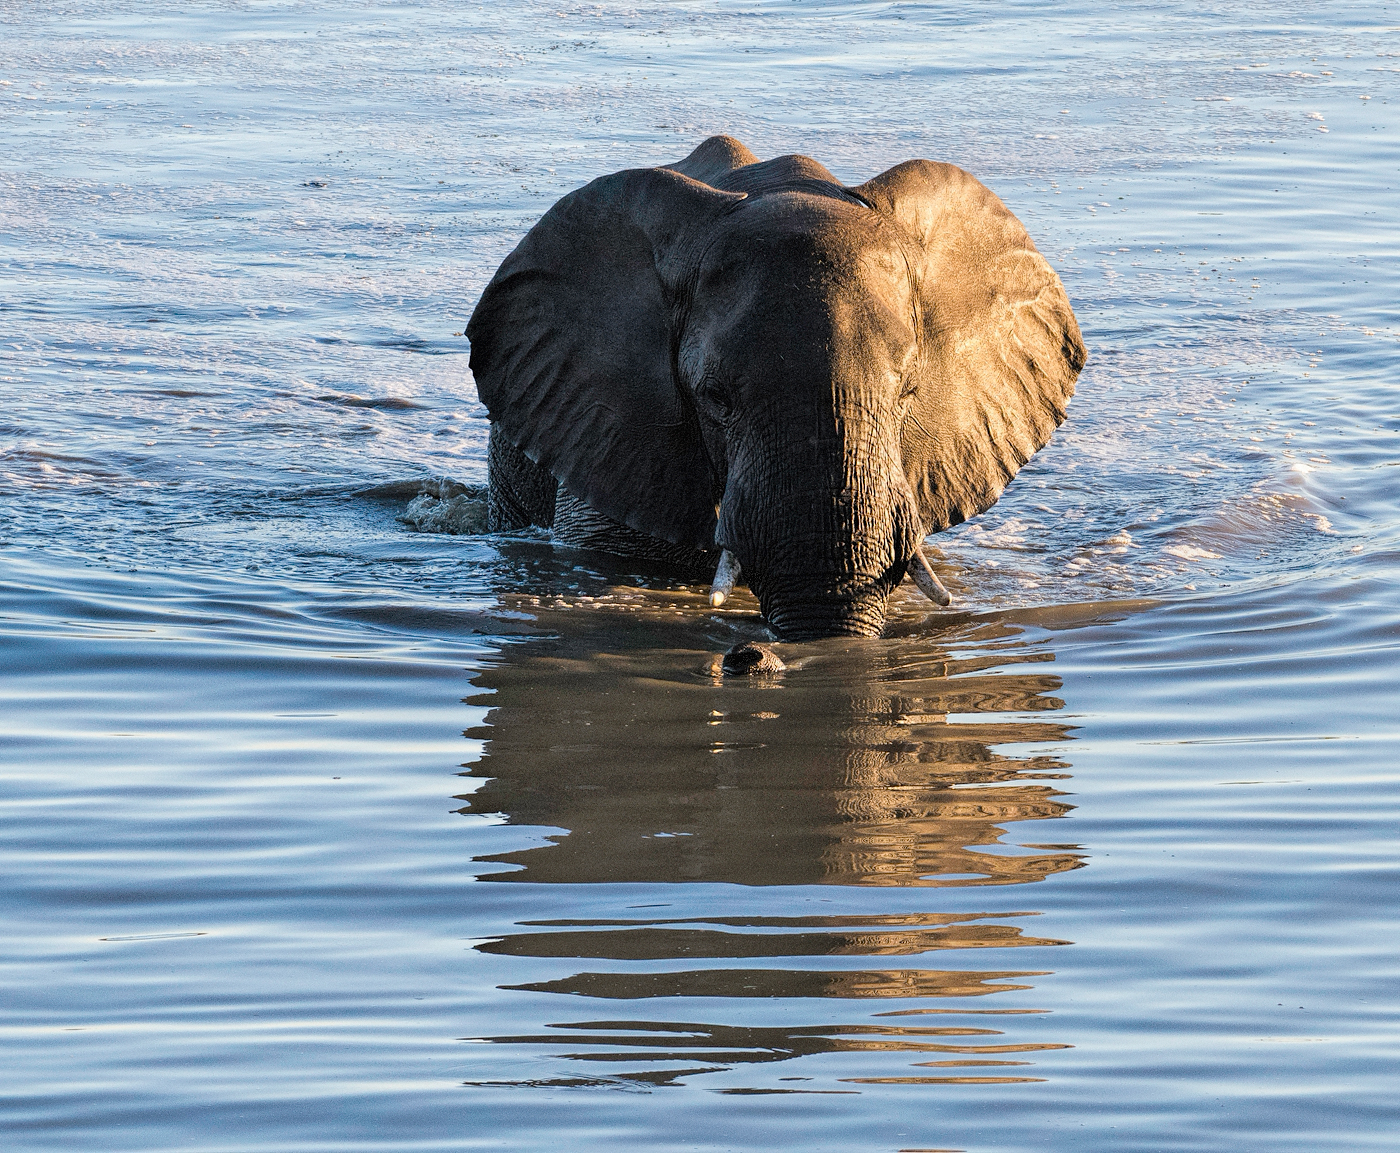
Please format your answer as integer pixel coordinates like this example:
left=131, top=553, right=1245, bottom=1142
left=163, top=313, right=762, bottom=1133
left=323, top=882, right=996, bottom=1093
left=2, top=2, right=1398, bottom=1149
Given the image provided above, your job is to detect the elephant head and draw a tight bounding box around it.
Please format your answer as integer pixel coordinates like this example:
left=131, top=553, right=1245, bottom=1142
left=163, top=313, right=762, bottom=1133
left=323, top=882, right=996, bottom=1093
left=466, top=136, right=1085, bottom=640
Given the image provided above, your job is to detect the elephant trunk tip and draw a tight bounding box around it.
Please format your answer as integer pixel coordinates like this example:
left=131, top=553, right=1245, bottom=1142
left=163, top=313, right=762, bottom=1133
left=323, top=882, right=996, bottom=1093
left=722, top=641, right=786, bottom=676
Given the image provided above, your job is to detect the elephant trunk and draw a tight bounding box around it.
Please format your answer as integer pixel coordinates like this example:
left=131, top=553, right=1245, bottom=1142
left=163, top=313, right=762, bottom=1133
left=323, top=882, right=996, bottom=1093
left=718, top=422, right=924, bottom=641
left=762, top=587, right=897, bottom=641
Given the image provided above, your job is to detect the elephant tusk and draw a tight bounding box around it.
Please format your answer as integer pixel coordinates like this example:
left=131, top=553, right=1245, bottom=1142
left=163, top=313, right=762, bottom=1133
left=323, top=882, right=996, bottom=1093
left=709, top=550, right=741, bottom=607
left=908, top=548, right=952, bottom=607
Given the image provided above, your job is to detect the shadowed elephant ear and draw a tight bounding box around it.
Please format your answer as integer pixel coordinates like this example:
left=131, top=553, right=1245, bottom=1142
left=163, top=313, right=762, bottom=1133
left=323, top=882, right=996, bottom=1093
left=467, top=168, right=747, bottom=549
left=853, top=161, right=1087, bottom=532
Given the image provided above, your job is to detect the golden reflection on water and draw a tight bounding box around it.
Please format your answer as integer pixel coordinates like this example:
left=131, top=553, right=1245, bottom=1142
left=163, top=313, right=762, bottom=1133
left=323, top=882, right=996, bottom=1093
left=459, top=608, right=1083, bottom=888
left=458, top=601, right=1085, bottom=1089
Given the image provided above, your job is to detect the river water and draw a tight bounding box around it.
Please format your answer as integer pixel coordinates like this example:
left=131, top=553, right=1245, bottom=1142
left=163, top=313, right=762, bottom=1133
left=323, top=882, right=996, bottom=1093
left=2, top=2, right=1398, bottom=1150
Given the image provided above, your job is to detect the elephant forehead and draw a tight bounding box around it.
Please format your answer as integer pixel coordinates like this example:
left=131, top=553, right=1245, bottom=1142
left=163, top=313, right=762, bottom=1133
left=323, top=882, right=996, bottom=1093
left=700, top=198, right=914, bottom=306
left=680, top=294, right=917, bottom=405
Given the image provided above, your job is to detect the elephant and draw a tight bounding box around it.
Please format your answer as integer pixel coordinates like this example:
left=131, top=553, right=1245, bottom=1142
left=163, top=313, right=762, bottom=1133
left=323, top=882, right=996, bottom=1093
left=466, top=135, right=1085, bottom=640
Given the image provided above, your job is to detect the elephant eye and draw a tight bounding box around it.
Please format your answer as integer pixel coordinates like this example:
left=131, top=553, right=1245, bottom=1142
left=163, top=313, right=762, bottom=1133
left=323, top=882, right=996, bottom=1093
left=694, top=377, right=734, bottom=422
left=899, top=377, right=920, bottom=402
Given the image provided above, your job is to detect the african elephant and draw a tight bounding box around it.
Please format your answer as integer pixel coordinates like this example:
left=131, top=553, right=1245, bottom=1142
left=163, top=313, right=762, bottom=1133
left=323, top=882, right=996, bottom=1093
left=466, top=136, right=1085, bottom=640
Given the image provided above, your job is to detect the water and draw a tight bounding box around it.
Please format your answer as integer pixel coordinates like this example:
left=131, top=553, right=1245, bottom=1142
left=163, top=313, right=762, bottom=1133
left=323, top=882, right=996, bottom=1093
left=2, top=1, right=1398, bottom=1149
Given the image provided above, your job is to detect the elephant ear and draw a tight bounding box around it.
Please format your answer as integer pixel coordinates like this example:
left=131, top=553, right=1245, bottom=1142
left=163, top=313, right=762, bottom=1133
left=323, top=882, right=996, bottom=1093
left=467, top=168, right=747, bottom=549
left=854, top=161, right=1087, bottom=532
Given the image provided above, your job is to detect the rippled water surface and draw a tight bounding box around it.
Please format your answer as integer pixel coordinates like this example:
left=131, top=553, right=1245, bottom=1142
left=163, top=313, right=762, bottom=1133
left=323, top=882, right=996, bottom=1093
left=3, top=2, right=1398, bottom=1149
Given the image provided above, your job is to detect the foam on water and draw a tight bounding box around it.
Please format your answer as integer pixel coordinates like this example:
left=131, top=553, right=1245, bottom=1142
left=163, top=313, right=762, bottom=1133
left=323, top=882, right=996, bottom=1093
left=2, top=2, right=1399, bottom=1150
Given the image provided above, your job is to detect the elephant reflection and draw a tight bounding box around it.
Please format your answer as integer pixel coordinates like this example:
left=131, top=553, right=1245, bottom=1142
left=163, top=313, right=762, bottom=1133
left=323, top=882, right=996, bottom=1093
left=456, top=608, right=1084, bottom=888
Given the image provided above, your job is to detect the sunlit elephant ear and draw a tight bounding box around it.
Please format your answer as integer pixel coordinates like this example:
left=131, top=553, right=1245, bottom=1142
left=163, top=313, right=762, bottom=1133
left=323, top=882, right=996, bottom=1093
left=467, top=168, right=747, bottom=549
left=853, top=161, right=1087, bottom=532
